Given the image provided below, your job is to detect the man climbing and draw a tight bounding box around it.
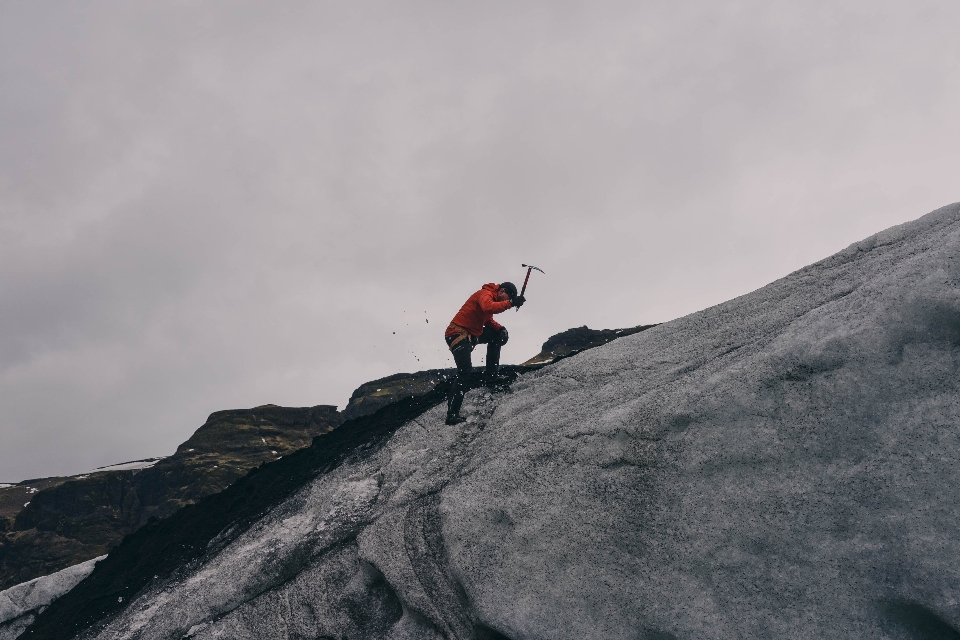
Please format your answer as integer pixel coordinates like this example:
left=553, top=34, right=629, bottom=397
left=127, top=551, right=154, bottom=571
left=444, top=282, right=526, bottom=425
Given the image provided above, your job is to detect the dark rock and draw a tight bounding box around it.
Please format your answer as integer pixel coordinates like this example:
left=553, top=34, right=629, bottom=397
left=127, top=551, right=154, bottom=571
left=522, top=323, right=658, bottom=365
left=343, top=370, right=456, bottom=420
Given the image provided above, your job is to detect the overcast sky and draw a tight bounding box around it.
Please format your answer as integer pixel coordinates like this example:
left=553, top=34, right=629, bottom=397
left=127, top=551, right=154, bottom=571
left=1, top=1, right=957, bottom=482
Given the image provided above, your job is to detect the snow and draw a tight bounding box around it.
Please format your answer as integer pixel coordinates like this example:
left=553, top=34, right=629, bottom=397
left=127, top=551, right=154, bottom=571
left=77, top=203, right=960, bottom=638
left=0, top=485, right=13, bottom=489
left=0, top=555, right=105, bottom=640
left=89, top=457, right=165, bottom=473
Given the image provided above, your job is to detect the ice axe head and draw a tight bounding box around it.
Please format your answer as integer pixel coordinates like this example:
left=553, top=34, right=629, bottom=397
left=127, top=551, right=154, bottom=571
left=521, top=263, right=545, bottom=275
left=516, top=263, right=545, bottom=311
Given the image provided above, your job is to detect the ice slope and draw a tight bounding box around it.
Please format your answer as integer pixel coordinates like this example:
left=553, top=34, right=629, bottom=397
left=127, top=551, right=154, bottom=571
left=80, top=203, right=960, bottom=639
left=0, top=555, right=104, bottom=640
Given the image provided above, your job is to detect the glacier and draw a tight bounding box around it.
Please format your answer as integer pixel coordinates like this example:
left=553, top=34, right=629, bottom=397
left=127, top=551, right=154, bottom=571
left=29, top=203, right=960, bottom=639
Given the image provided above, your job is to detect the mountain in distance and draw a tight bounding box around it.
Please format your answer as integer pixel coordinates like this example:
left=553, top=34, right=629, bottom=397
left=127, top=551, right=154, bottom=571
left=0, top=406, right=341, bottom=591
left=21, top=202, right=960, bottom=639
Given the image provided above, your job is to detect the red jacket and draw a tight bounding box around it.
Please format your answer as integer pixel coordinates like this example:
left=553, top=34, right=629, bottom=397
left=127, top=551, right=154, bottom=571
left=446, top=283, right=512, bottom=337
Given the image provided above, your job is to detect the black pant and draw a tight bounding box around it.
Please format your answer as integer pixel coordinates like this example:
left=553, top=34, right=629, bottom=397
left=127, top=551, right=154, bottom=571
left=445, top=325, right=506, bottom=416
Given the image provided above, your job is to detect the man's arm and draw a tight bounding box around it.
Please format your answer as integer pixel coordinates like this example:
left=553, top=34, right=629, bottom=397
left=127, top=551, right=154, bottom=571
left=477, top=289, right=513, bottom=315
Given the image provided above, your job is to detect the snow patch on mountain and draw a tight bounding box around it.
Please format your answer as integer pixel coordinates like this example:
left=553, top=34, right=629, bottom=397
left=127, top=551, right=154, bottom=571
left=88, top=458, right=165, bottom=473
left=69, top=203, right=960, bottom=638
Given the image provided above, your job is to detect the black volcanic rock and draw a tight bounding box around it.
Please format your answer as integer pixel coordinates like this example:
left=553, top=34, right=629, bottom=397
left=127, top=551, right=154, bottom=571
left=522, top=323, right=658, bottom=365
left=342, top=370, right=456, bottom=420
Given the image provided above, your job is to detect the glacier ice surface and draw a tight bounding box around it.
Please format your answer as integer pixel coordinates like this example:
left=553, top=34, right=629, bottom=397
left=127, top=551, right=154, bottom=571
left=79, top=203, right=960, bottom=639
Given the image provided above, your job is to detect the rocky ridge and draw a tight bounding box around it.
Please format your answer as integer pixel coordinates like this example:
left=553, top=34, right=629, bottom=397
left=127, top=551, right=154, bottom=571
left=344, top=325, right=660, bottom=419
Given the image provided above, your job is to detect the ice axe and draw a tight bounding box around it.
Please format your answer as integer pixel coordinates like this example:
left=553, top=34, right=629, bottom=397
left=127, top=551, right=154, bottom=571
left=516, top=263, right=544, bottom=311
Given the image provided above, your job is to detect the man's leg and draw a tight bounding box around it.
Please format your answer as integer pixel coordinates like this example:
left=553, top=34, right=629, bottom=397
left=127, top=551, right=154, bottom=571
left=477, top=326, right=508, bottom=385
left=445, top=336, right=474, bottom=424
left=485, top=339, right=501, bottom=376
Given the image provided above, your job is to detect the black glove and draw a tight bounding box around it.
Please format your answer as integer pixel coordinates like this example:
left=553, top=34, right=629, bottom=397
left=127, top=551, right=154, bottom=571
left=512, top=294, right=526, bottom=308
left=499, top=327, right=509, bottom=345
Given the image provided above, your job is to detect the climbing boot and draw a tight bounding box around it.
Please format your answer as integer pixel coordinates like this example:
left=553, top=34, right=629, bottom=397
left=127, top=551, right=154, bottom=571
left=446, top=382, right=467, bottom=425
left=447, top=378, right=465, bottom=410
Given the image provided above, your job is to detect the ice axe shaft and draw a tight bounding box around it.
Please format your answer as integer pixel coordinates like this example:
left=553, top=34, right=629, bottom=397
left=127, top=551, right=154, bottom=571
left=516, top=263, right=544, bottom=311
